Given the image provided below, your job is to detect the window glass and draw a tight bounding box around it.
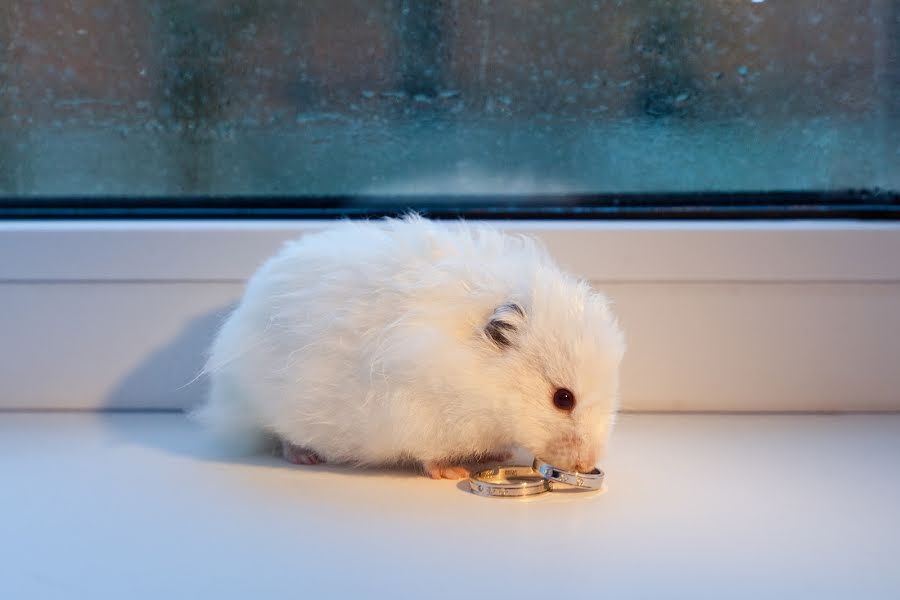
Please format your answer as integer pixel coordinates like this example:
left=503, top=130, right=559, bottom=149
left=0, top=1, right=897, bottom=198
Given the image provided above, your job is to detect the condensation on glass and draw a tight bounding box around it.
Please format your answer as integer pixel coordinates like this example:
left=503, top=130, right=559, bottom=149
left=0, top=1, right=897, bottom=196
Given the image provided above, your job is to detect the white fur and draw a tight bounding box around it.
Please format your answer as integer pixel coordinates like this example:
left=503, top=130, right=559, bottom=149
left=193, top=215, right=624, bottom=471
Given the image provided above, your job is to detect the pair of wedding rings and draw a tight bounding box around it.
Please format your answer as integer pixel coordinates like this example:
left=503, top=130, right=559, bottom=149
left=468, top=458, right=604, bottom=498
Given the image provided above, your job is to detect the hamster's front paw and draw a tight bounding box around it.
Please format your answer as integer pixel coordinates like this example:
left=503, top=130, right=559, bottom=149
left=280, top=439, right=324, bottom=466
left=421, top=461, right=470, bottom=480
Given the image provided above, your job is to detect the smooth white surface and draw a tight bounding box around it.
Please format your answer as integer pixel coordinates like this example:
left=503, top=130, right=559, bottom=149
left=3, top=281, right=900, bottom=411
left=3, top=219, right=900, bottom=411
left=4, top=220, right=900, bottom=282
left=1, top=413, right=899, bottom=599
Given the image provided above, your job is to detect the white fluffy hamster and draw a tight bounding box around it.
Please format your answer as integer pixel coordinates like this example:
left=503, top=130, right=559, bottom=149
left=194, top=215, right=625, bottom=479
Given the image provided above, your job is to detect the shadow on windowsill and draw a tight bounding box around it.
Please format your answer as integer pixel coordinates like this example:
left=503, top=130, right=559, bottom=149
left=96, top=304, right=420, bottom=480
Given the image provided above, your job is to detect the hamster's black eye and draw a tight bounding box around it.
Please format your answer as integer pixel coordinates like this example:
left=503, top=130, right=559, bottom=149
left=553, top=388, right=576, bottom=412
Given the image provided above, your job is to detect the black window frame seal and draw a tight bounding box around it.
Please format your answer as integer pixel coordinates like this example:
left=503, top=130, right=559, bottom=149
left=0, top=189, right=897, bottom=220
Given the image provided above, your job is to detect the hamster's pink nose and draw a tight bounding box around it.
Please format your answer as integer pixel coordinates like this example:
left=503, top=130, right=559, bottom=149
left=539, top=441, right=597, bottom=472
left=575, top=449, right=598, bottom=472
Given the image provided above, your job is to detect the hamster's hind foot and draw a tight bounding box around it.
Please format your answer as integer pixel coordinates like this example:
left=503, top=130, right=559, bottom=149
left=280, top=439, right=324, bottom=465
left=421, top=461, right=470, bottom=480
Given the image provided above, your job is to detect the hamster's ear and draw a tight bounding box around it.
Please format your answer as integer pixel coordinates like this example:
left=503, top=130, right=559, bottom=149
left=484, top=302, right=526, bottom=349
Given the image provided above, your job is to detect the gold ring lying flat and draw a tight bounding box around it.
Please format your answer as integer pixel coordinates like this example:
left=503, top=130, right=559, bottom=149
left=468, top=466, right=552, bottom=498
left=533, top=457, right=604, bottom=490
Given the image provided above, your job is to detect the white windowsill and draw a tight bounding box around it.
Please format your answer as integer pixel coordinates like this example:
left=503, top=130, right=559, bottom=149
left=2, top=411, right=898, bottom=599
left=3, top=219, right=898, bottom=596
left=1, top=219, right=899, bottom=412
left=3, top=219, right=900, bottom=282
